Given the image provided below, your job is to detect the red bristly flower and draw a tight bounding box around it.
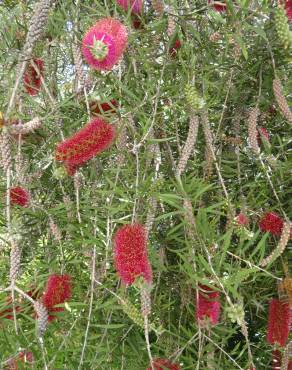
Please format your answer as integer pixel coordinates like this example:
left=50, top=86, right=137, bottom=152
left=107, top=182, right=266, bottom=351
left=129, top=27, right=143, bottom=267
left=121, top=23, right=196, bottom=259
left=42, top=274, right=72, bottom=321
left=208, top=0, right=227, bottom=12
left=169, top=39, right=182, bottom=57
left=23, top=58, right=44, bottom=96
left=82, top=18, right=128, bottom=71
left=285, top=0, right=292, bottom=20
left=236, top=212, right=249, bottom=226
left=7, top=186, right=30, bottom=207
left=90, top=99, right=118, bottom=116
left=196, top=284, right=220, bottom=325
left=259, top=212, right=284, bottom=236
left=116, top=0, right=143, bottom=14
left=267, top=299, right=291, bottom=347
left=147, top=358, right=181, bottom=370
left=113, top=224, right=152, bottom=285
left=55, top=118, right=115, bottom=167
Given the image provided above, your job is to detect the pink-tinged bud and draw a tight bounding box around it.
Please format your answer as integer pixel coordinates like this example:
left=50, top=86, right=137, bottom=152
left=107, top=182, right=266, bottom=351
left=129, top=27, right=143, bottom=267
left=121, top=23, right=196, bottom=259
left=236, top=212, right=249, bottom=226
left=42, top=274, right=72, bottom=321
left=147, top=358, right=181, bottom=370
left=196, top=284, right=220, bottom=325
left=113, top=224, right=152, bottom=285
left=6, top=186, right=30, bottom=207
left=116, top=0, right=143, bottom=14
left=82, top=18, right=128, bottom=71
left=267, top=299, right=291, bottom=347
left=257, top=127, right=270, bottom=146
left=23, top=58, right=44, bottom=96
left=259, top=212, right=284, bottom=236
left=55, top=118, right=115, bottom=167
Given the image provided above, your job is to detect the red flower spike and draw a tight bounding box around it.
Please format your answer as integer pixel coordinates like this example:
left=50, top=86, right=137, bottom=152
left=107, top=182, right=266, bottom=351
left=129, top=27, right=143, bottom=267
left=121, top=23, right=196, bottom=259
left=116, top=0, right=143, bottom=14
left=147, top=358, right=181, bottom=370
left=257, top=127, right=270, bottom=146
left=272, top=349, right=281, bottom=370
left=23, top=58, right=44, bottom=96
left=42, top=274, right=72, bottom=321
left=7, top=186, right=30, bottom=207
left=236, top=212, right=249, bottom=226
left=267, top=299, right=291, bottom=347
left=208, top=0, right=227, bottom=12
left=82, top=18, right=128, bottom=71
left=55, top=118, right=115, bottom=167
left=90, top=99, right=118, bottom=116
left=259, top=212, right=284, bottom=236
left=196, top=284, right=220, bottom=325
left=169, top=39, right=182, bottom=57
left=113, top=224, right=152, bottom=285
left=285, top=0, right=292, bottom=21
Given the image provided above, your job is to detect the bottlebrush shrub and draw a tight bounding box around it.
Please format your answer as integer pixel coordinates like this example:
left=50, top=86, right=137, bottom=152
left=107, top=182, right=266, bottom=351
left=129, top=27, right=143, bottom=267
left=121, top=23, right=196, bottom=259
left=42, top=274, right=72, bottom=321
left=90, top=99, right=119, bottom=116
left=23, top=58, right=44, bottom=96
left=55, top=118, right=115, bottom=167
left=267, top=299, right=291, bottom=347
left=6, top=351, right=34, bottom=369
left=259, top=212, right=284, bottom=236
left=169, top=39, right=182, bottom=57
left=208, top=0, right=227, bottom=12
left=196, top=284, right=220, bottom=325
left=82, top=18, right=128, bottom=71
left=116, top=0, right=142, bottom=14
left=6, top=186, right=30, bottom=207
left=113, top=224, right=152, bottom=285
left=147, top=358, right=181, bottom=370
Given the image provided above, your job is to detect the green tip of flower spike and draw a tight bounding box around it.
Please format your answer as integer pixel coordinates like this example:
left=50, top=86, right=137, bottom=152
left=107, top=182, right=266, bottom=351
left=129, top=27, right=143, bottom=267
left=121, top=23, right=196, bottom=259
left=91, top=38, right=109, bottom=61
left=185, top=84, right=205, bottom=110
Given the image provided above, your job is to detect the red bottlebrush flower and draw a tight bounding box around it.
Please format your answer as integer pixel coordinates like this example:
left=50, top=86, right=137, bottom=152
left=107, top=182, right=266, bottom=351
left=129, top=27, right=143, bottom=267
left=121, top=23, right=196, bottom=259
left=286, top=0, right=292, bottom=21
left=196, top=284, right=220, bottom=325
left=148, top=359, right=181, bottom=370
left=116, top=0, right=143, bottom=14
left=267, top=299, right=291, bottom=347
left=272, top=349, right=281, bottom=370
left=7, top=186, right=30, bottom=207
left=23, top=58, right=44, bottom=96
left=55, top=118, right=115, bottom=167
left=113, top=224, right=152, bottom=285
left=259, top=212, right=284, bottom=236
left=257, top=127, right=270, bottom=146
left=208, top=0, right=227, bottom=12
left=90, top=99, right=118, bottom=116
left=7, top=351, right=34, bottom=369
left=82, top=18, right=128, bottom=71
left=236, top=212, right=249, bottom=226
left=42, top=274, right=72, bottom=321
left=169, top=39, right=182, bottom=57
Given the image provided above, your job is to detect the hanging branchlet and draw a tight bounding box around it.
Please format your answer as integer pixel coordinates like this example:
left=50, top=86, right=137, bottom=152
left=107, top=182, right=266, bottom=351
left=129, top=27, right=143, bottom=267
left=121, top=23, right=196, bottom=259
left=247, top=107, right=260, bottom=155
left=273, top=78, right=292, bottom=123
left=201, top=110, right=215, bottom=178
left=72, top=43, right=87, bottom=90
left=0, top=130, right=12, bottom=172
left=167, top=7, right=176, bottom=37
left=141, top=284, right=152, bottom=317
left=21, top=0, right=52, bottom=59
left=151, top=0, right=165, bottom=16
left=15, top=150, right=27, bottom=186
left=176, top=115, right=199, bottom=177
left=261, top=221, right=291, bottom=267
left=34, top=301, right=48, bottom=338
left=281, top=342, right=292, bottom=370
left=183, top=198, right=197, bottom=241
left=9, top=117, right=42, bottom=135
left=9, top=240, right=21, bottom=283
left=145, top=197, right=157, bottom=237
left=49, top=217, right=62, bottom=242
left=74, top=171, right=84, bottom=191
left=116, top=120, right=128, bottom=167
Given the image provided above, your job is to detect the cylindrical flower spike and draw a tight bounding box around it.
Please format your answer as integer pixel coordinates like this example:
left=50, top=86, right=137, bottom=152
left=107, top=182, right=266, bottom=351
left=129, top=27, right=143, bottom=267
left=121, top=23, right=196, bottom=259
left=116, top=0, right=143, bottom=14
left=196, top=284, right=220, bottom=325
left=113, top=224, right=152, bottom=285
left=55, top=118, right=115, bottom=167
left=82, top=18, right=128, bottom=71
left=267, top=299, right=291, bottom=347
left=7, top=186, right=30, bottom=207
left=259, top=212, right=284, bottom=236
left=23, top=58, right=44, bottom=96
left=147, top=358, right=181, bottom=370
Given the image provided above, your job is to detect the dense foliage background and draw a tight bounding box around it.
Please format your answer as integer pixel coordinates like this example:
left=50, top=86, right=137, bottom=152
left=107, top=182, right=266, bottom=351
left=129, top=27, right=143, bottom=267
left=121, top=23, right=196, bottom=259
left=0, top=0, right=291, bottom=369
